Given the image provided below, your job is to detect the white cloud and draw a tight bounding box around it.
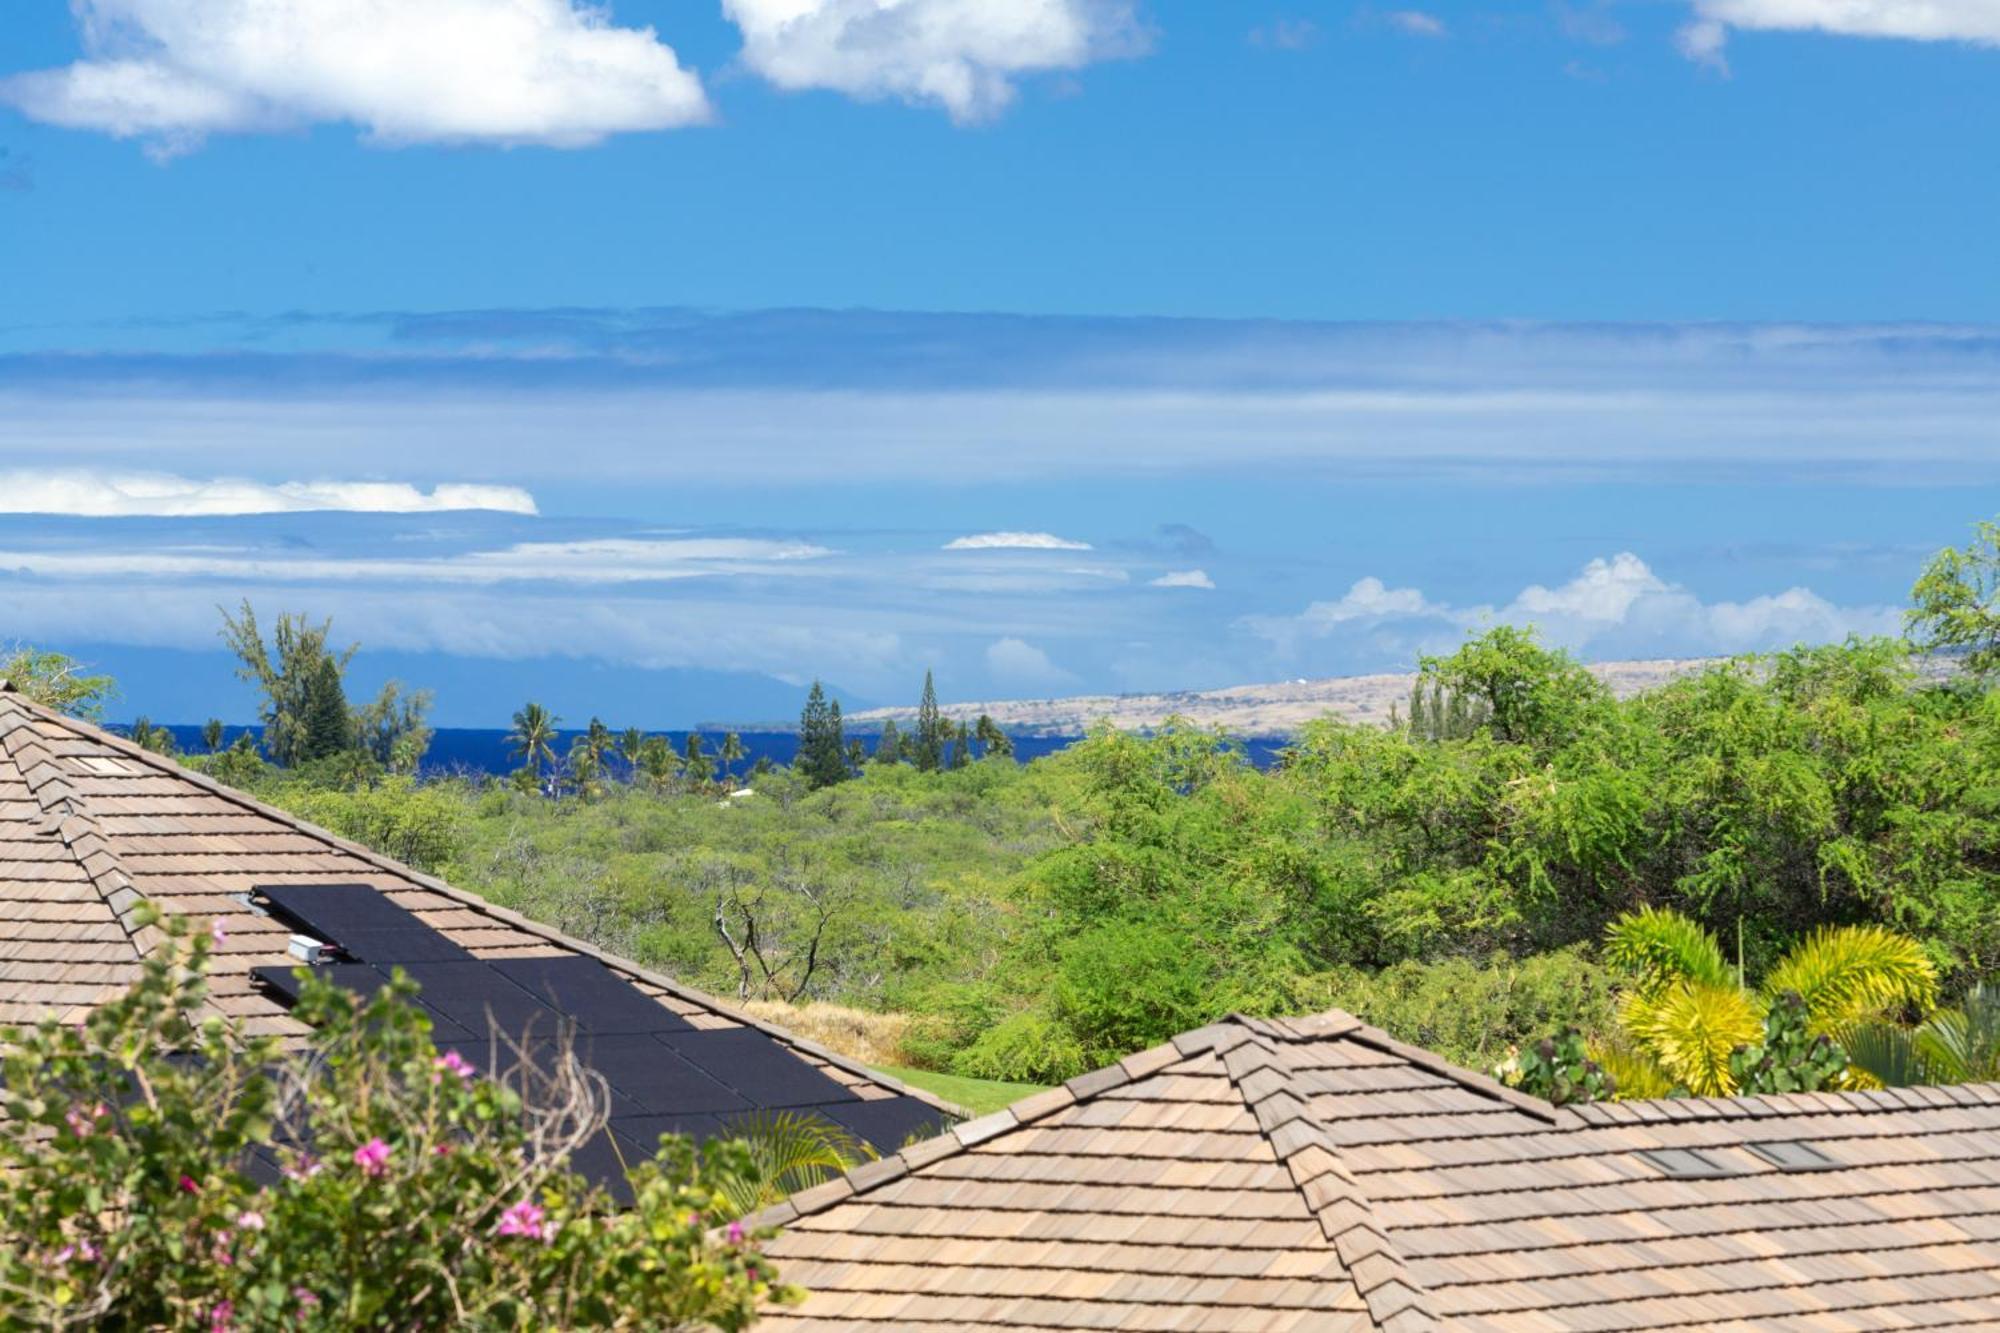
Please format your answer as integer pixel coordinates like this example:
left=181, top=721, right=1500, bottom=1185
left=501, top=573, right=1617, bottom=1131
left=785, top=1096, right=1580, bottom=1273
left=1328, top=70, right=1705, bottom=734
left=0, top=0, right=709, bottom=153
left=722, top=0, right=1144, bottom=122
left=1149, top=569, right=1215, bottom=589
left=984, top=636, right=1076, bottom=688
left=0, top=536, right=832, bottom=585
left=1386, top=10, right=1448, bottom=38
left=1242, top=553, right=1897, bottom=660
left=1679, top=1, right=2000, bottom=67
left=0, top=470, right=538, bottom=517
left=943, top=531, right=1093, bottom=551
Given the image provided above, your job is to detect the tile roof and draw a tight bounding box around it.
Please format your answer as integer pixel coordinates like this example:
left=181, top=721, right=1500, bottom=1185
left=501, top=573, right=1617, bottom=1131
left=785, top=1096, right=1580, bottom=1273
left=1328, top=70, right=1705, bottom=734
left=754, top=1012, right=2000, bottom=1331
left=0, top=682, right=960, bottom=1148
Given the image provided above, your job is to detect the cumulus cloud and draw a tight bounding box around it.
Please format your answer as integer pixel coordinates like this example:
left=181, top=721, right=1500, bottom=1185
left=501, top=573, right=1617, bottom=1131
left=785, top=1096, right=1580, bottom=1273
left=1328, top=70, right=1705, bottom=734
left=943, top=531, right=1093, bottom=551
left=0, top=470, right=538, bottom=517
left=0, top=0, right=709, bottom=154
left=0, top=537, right=832, bottom=585
left=1679, top=0, right=2000, bottom=68
left=1242, top=553, right=1897, bottom=661
left=984, top=636, right=1077, bottom=688
left=1149, top=569, right=1215, bottom=590
left=723, top=0, right=1145, bottom=122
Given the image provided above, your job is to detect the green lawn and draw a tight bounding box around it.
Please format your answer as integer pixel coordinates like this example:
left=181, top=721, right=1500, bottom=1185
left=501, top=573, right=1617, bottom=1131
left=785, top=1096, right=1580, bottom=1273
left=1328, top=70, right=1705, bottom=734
left=879, top=1066, right=1049, bottom=1117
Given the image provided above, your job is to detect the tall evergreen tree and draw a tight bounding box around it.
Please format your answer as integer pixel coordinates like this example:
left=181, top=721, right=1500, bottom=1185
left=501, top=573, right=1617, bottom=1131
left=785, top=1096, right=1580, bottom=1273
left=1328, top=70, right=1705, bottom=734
left=298, top=653, right=352, bottom=762
left=913, top=670, right=945, bottom=773
left=845, top=737, right=868, bottom=773
left=873, top=719, right=903, bottom=765
left=797, top=681, right=849, bottom=789
left=949, top=720, right=973, bottom=769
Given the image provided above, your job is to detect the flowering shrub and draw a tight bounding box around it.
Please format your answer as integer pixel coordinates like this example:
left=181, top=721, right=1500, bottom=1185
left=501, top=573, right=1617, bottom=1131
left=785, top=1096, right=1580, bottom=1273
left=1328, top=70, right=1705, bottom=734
left=0, top=909, right=796, bottom=1330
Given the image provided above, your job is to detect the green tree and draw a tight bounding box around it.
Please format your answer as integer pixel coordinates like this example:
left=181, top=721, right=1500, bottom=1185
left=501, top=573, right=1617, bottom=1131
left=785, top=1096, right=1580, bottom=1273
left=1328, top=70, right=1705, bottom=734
left=718, top=731, right=747, bottom=785
left=1421, top=625, right=1607, bottom=748
left=565, top=734, right=607, bottom=802
left=797, top=681, right=849, bottom=790
left=0, top=646, right=115, bottom=718
left=298, top=653, right=353, bottom=763
left=127, top=717, right=178, bottom=756
left=618, top=726, right=646, bottom=776
left=974, top=713, right=1013, bottom=759
left=873, top=719, right=903, bottom=765
left=949, top=720, right=973, bottom=770
left=636, top=735, right=681, bottom=792
left=1843, top=985, right=2000, bottom=1088
left=505, top=702, right=561, bottom=780
left=1907, top=517, right=2000, bottom=676
left=200, top=718, right=225, bottom=754
left=582, top=716, right=614, bottom=773
left=912, top=670, right=945, bottom=772
left=219, top=601, right=358, bottom=768
left=684, top=732, right=713, bottom=785
left=351, top=679, right=434, bottom=773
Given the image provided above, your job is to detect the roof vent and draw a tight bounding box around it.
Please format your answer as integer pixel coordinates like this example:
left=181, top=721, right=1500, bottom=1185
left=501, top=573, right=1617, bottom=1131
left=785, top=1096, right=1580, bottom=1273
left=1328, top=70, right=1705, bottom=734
left=1745, top=1140, right=1840, bottom=1172
left=1636, top=1147, right=1735, bottom=1178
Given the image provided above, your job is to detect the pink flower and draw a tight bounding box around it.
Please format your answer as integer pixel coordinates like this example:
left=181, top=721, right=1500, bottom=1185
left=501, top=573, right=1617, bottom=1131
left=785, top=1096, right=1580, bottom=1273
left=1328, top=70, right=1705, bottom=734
left=495, top=1199, right=552, bottom=1244
left=52, top=1240, right=97, bottom=1266
left=64, top=1102, right=107, bottom=1138
left=209, top=918, right=228, bottom=945
left=433, top=1050, right=476, bottom=1083
left=283, top=1152, right=322, bottom=1182
left=352, top=1138, right=392, bottom=1178
left=727, top=1221, right=745, bottom=1245
left=208, top=1299, right=233, bottom=1333
left=293, top=1288, right=320, bottom=1310
left=178, top=1174, right=201, bottom=1194
left=235, top=1210, right=265, bottom=1232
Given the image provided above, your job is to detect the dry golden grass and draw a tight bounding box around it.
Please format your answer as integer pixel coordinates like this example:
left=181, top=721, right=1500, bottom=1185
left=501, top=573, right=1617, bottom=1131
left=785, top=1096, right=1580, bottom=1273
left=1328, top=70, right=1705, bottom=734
left=742, top=1000, right=913, bottom=1068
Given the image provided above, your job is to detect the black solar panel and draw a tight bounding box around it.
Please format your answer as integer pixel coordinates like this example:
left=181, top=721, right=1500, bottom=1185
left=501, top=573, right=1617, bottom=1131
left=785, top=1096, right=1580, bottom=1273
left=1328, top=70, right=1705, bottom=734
left=492, top=956, right=694, bottom=1034
left=821, top=1097, right=956, bottom=1152
left=335, top=928, right=476, bottom=964
left=248, top=880, right=961, bottom=1186
left=259, top=883, right=428, bottom=937
left=251, top=963, right=396, bottom=1006
left=658, top=1028, right=857, bottom=1107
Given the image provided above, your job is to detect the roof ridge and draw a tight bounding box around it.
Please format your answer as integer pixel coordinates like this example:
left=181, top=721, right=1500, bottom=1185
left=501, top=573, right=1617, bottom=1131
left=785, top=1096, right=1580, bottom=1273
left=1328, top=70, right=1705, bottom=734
left=0, top=697, right=151, bottom=957
left=1238, top=1007, right=1565, bottom=1125
left=0, top=691, right=952, bottom=1116
left=1217, top=1028, right=1440, bottom=1332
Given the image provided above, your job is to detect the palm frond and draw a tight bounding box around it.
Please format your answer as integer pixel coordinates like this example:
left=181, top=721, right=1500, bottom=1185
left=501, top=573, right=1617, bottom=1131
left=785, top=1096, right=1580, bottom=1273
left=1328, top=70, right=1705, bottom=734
left=1603, top=906, right=1734, bottom=994
left=1832, top=1018, right=1932, bottom=1089
left=1588, top=1033, right=1673, bottom=1101
left=1918, top=984, right=2000, bottom=1083
left=708, top=1109, right=875, bottom=1219
left=1617, top=980, right=1762, bottom=1096
left=1761, top=925, right=1938, bottom=1028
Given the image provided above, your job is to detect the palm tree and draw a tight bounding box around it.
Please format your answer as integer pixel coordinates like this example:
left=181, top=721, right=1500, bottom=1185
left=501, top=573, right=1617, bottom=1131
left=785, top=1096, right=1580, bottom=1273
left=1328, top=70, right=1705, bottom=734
left=506, top=702, right=561, bottom=780
left=1843, top=985, right=2000, bottom=1087
left=1604, top=906, right=1936, bottom=1096
left=201, top=718, right=225, bottom=753
left=618, top=726, right=645, bottom=777
left=707, top=1111, right=873, bottom=1218
left=565, top=734, right=606, bottom=802
left=683, top=732, right=712, bottom=786
left=635, top=735, right=679, bottom=793
left=717, top=731, right=746, bottom=785
left=583, top=716, right=614, bottom=771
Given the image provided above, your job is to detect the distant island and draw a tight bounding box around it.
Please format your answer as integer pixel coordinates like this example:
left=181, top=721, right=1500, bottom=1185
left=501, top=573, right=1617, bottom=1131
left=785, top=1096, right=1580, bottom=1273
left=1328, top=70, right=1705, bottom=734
left=831, top=657, right=1717, bottom=738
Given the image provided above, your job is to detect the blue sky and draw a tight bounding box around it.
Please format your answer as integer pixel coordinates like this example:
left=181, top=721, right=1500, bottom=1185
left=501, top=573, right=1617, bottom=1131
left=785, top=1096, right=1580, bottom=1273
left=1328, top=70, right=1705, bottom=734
left=2, top=1, right=1998, bottom=725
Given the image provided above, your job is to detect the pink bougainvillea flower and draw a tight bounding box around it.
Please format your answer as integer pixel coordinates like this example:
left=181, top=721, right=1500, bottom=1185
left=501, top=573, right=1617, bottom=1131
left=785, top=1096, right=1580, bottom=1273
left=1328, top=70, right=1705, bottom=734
left=208, top=918, right=228, bottom=945
left=293, top=1288, right=320, bottom=1309
left=63, top=1101, right=107, bottom=1138
left=283, top=1151, right=322, bottom=1182
left=235, top=1210, right=264, bottom=1231
left=208, top=1299, right=234, bottom=1333
left=51, top=1241, right=99, bottom=1266
left=495, top=1199, right=552, bottom=1243
left=178, top=1174, right=201, bottom=1194
left=727, top=1221, right=746, bottom=1245
left=352, top=1138, right=392, bottom=1178
left=433, top=1050, right=476, bottom=1082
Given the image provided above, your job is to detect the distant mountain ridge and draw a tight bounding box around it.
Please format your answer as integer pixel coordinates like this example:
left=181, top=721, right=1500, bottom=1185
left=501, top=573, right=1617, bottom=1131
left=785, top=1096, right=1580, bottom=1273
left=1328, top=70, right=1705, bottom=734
left=841, top=658, right=1717, bottom=737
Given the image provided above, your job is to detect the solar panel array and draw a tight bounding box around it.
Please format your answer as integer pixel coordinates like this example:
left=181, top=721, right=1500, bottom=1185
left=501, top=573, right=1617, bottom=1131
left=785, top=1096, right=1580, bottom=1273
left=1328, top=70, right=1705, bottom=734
left=250, top=884, right=952, bottom=1190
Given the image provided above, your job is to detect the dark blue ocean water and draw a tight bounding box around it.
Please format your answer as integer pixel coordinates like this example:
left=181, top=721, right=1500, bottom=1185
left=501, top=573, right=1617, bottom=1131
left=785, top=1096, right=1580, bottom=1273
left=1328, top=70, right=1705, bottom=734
left=148, top=726, right=1293, bottom=777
